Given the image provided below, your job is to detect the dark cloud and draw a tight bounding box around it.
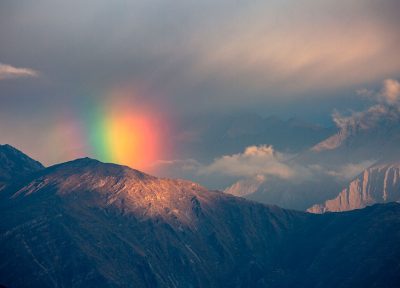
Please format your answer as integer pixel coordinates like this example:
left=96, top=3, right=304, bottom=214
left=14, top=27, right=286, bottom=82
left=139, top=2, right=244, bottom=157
left=0, top=0, right=399, bottom=168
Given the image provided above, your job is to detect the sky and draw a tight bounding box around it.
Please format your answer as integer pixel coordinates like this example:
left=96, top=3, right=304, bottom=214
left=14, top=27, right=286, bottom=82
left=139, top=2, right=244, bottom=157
left=0, top=0, right=399, bottom=179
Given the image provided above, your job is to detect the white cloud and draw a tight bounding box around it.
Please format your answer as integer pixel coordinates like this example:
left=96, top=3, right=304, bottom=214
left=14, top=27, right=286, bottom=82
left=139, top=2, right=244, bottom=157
left=201, top=144, right=376, bottom=183
left=201, top=145, right=296, bottom=179
left=0, top=63, right=39, bottom=80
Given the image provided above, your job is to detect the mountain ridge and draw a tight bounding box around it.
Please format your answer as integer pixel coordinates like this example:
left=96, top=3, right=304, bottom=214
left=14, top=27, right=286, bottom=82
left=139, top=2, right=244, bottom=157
left=0, top=144, right=44, bottom=178
left=1, top=145, right=400, bottom=287
left=0, top=144, right=44, bottom=192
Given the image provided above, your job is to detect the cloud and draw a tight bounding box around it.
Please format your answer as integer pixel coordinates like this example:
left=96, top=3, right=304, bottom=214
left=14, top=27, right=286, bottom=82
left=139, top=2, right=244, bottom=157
left=0, top=63, right=39, bottom=80
left=200, top=144, right=372, bottom=183
left=333, top=79, right=400, bottom=132
left=380, top=79, right=400, bottom=104
left=326, top=160, right=376, bottom=180
left=1, top=0, right=399, bottom=108
left=201, top=145, right=296, bottom=179
left=1, top=1, right=400, bottom=170
left=187, top=0, right=400, bottom=94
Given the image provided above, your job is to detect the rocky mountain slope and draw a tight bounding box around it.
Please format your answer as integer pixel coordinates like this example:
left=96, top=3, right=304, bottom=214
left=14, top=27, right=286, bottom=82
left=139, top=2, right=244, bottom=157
left=308, top=162, right=400, bottom=213
left=0, top=157, right=303, bottom=288
left=224, top=175, right=265, bottom=197
left=1, top=147, right=400, bottom=287
left=0, top=144, right=44, bottom=191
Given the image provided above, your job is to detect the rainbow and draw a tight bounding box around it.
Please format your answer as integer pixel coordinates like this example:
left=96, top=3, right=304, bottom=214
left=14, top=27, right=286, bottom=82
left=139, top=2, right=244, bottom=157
left=52, top=86, right=166, bottom=171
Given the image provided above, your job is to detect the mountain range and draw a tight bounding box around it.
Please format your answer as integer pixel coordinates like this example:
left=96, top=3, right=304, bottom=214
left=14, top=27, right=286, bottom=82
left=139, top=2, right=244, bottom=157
left=1, top=145, right=400, bottom=287
left=225, top=106, right=400, bottom=211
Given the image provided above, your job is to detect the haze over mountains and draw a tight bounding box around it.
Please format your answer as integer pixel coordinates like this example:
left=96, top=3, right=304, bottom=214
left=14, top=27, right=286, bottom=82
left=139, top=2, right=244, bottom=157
left=1, top=1, right=400, bottom=287
left=1, top=145, right=400, bottom=287
left=224, top=81, right=400, bottom=211
left=153, top=113, right=335, bottom=189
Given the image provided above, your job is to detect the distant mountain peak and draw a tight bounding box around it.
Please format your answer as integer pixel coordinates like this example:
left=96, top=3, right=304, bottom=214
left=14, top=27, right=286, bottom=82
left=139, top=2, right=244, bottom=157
left=311, top=104, right=400, bottom=154
left=0, top=144, right=44, bottom=183
left=43, top=157, right=153, bottom=181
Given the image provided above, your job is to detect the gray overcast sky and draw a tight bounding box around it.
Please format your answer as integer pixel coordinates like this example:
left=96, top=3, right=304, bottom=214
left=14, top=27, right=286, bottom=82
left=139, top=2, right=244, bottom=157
left=0, top=0, right=399, bottom=168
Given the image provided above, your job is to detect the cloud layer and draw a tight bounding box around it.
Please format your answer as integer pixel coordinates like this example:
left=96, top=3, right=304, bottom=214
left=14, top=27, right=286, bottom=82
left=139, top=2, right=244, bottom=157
left=0, top=63, right=39, bottom=80
left=1, top=0, right=399, bottom=105
left=198, top=144, right=374, bottom=188
left=1, top=1, right=400, bottom=169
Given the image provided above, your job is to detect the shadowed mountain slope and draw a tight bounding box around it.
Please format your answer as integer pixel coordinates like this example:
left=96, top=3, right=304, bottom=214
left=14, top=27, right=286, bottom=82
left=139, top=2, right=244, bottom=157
left=0, top=151, right=399, bottom=287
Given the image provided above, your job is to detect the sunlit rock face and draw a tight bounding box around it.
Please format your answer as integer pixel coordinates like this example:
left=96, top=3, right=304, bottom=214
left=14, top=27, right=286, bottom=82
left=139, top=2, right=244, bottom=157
left=308, top=162, right=400, bottom=213
left=1, top=148, right=400, bottom=288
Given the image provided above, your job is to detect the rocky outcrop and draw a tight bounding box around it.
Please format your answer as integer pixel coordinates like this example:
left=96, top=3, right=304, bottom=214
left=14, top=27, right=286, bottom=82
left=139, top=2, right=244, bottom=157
left=308, top=162, right=400, bottom=213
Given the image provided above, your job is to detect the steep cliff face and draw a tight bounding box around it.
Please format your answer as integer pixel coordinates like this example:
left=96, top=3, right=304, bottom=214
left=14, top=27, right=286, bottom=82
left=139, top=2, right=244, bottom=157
left=308, top=163, right=400, bottom=213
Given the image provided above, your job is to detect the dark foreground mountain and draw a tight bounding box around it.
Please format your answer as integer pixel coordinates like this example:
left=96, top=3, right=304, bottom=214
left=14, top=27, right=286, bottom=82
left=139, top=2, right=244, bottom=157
left=0, top=152, right=400, bottom=287
left=0, top=144, right=44, bottom=191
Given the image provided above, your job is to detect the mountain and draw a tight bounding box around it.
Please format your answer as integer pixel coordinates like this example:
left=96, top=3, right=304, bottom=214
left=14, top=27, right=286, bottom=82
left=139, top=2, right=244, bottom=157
left=308, top=104, right=400, bottom=164
left=157, top=114, right=335, bottom=189
left=224, top=175, right=265, bottom=197
left=1, top=150, right=400, bottom=287
left=225, top=104, right=400, bottom=211
left=0, top=157, right=302, bottom=287
left=308, top=161, right=400, bottom=213
left=240, top=175, right=343, bottom=211
left=0, top=144, right=44, bottom=191
left=178, top=114, right=335, bottom=162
